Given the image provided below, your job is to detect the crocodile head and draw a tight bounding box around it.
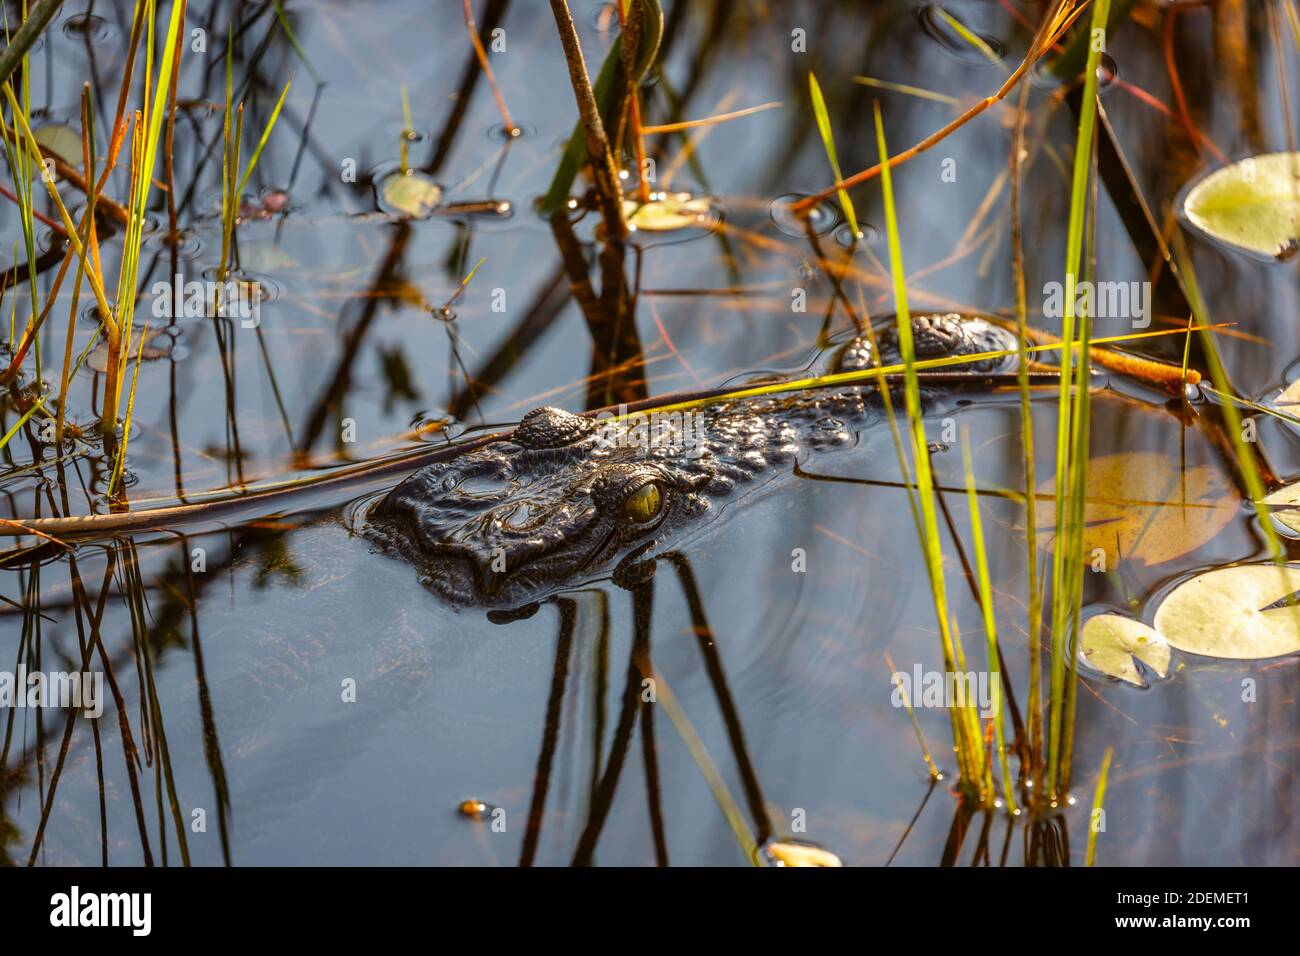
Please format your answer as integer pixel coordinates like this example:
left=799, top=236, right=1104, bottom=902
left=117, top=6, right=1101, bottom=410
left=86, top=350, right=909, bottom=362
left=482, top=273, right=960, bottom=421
left=368, top=406, right=717, bottom=609
left=367, top=313, right=1017, bottom=609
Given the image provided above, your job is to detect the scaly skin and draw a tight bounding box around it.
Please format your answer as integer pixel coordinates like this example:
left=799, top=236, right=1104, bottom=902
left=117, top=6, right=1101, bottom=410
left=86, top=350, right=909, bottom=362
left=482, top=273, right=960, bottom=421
left=367, top=313, right=1016, bottom=609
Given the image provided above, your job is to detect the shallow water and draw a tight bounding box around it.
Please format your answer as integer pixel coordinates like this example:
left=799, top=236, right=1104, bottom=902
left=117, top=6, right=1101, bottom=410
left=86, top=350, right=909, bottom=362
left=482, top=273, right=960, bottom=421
left=1, top=0, right=1297, bottom=866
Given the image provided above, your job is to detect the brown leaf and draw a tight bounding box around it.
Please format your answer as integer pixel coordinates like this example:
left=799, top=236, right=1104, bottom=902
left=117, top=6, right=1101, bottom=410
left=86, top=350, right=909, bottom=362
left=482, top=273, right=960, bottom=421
left=1035, top=451, right=1238, bottom=567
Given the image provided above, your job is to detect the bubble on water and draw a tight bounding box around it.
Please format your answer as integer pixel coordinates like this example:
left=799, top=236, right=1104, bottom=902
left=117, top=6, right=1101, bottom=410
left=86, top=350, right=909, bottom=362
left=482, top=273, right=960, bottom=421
left=1032, top=52, right=1120, bottom=93
left=769, top=192, right=839, bottom=237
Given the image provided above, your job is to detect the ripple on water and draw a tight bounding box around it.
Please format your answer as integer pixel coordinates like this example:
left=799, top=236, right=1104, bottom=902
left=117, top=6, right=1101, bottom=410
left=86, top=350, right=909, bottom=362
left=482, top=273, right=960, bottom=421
left=916, top=3, right=1007, bottom=67
left=62, top=13, right=114, bottom=42
left=769, top=193, right=839, bottom=238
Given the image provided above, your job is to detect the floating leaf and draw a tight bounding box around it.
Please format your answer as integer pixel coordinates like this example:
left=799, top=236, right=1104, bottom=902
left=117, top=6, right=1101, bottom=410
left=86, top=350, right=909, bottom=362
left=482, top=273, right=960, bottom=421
left=760, top=840, right=843, bottom=867
left=1259, top=481, right=1300, bottom=536
left=89, top=332, right=172, bottom=373
left=1182, top=152, right=1300, bottom=260
left=1275, top=378, right=1300, bottom=414
left=1153, top=563, right=1300, bottom=659
left=380, top=171, right=443, bottom=219
left=1079, top=614, right=1169, bottom=686
left=238, top=241, right=299, bottom=272
left=32, top=124, right=82, bottom=179
left=622, top=192, right=713, bottom=232
left=1036, top=451, right=1238, bottom=566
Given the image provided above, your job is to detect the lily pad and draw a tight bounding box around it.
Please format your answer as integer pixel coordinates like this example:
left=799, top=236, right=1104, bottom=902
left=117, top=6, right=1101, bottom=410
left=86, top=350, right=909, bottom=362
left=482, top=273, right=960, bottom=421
left=1035, top=451, right=1238, bottom=567
left=623, top=191, right=714, bottom=232
left=1275, top=379, right=1300, bottom=414
left=88, top=332, right=172, bottom=373
left=758, top=840, right=842, bottom=867
left=1079, top=614, right=1169, bottom=687
left=379, top=171, right=443, bottom=219
left=1182, top=152, right=1300, bottom=260
left=1152, top=563, right=1300, bottom=659
left=237, top=241, right=299, bottom=273
left=32, top=124, right=82, bottom=180
left=1259, top=481, right=1300, bottom=536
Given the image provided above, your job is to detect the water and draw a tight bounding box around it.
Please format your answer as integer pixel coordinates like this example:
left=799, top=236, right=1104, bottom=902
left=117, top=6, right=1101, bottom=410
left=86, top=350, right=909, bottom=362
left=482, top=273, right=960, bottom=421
left=1, top=0, right=1297, bottom=866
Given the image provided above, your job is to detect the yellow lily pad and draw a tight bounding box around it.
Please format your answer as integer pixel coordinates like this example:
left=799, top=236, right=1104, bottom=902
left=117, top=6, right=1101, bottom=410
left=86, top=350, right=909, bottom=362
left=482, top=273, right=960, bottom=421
left=1259, top=481, right=1300, bottom=536
left=1079, top=614, right=1169, bottom=687
left=623, top=192, right=713, bottom=232
left=1274, top=379, right=1300, bottom=414
left=380, top=171, right=443, bottom=219
left=32, top=124, right=82, bottom=180
left=760, top=840, right=843, bottom=867
left=1183, top=152, right=1300, bottom=260
left=88, top=332, right=172, bottom=373
left=1153, top=563, right=1300, bottom=659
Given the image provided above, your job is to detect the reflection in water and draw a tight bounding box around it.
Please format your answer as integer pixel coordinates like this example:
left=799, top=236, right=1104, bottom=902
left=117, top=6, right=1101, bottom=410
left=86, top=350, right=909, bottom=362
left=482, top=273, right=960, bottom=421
left=0, top=0, right=1297, bottom=867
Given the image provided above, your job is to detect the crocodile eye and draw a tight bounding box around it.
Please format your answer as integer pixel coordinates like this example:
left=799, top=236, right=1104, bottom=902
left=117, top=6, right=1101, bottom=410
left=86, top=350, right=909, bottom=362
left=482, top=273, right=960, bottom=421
left=623, top=481, right=664, bottom=525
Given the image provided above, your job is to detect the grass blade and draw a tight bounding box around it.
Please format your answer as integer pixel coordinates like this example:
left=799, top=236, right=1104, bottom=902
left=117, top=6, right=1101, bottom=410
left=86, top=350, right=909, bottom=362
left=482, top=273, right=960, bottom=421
left=809, top=71, right=860, bottom=237
left=0, top=0, right=64, bottom=89
left=1084, top=746, right=1113, bottom=866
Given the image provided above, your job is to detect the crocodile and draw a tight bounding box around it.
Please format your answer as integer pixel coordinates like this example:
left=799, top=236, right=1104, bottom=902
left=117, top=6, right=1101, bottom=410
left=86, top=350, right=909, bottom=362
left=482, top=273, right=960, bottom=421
left=366, top=313, right=1018, bottom=610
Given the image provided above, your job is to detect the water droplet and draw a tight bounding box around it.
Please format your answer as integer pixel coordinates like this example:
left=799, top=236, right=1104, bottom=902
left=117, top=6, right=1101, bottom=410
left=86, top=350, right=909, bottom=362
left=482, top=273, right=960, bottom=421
left=1032, top=52, right=1120, bottom=93
left=1097, top=54, right=1120, bottom=93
